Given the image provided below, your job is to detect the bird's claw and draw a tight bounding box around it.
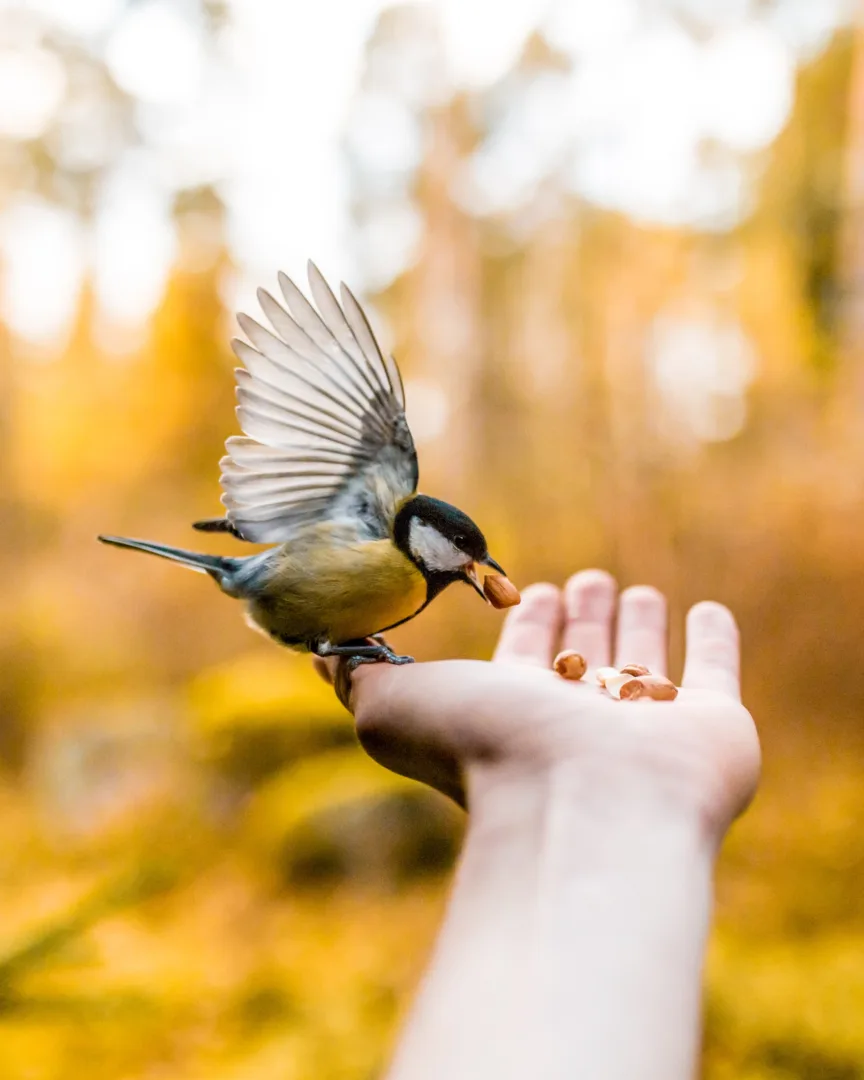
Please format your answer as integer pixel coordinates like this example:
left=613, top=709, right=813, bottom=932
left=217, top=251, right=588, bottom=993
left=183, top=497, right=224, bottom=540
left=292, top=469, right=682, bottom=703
left=346, top=647, right=415, bottom=672
left=323, top=640, right=414, bottom=710
left=362, top=635, right=414, bottom=666
left=315, top=637, right=415, bottom=674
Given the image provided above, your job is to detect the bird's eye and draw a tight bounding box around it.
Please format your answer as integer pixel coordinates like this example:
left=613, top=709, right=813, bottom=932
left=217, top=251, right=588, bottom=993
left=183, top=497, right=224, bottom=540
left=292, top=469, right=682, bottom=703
left=454, top=534, right=466, bottom=546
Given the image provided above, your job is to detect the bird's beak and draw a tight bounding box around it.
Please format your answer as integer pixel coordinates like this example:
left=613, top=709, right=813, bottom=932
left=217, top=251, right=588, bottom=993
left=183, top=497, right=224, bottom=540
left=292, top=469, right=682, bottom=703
left=462, top=555, right=506, bottom=602
left=480, top=554, right=506, bottom=576
left=462, top=563, right=489, bottom=602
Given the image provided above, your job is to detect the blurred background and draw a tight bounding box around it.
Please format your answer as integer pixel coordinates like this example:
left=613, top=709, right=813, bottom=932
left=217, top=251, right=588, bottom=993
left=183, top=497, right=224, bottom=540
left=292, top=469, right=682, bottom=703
left=0, top=0, right=863, bottom=1076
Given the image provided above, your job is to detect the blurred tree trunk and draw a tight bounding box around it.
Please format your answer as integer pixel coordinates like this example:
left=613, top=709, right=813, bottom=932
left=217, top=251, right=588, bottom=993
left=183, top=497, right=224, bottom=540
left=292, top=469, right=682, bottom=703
left=404, top=101, right=484, bottom=507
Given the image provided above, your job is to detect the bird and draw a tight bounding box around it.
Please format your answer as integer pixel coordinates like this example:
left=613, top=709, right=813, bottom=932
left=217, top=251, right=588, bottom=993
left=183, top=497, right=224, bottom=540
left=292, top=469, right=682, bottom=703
left=98, top=261, right=507, bottom=670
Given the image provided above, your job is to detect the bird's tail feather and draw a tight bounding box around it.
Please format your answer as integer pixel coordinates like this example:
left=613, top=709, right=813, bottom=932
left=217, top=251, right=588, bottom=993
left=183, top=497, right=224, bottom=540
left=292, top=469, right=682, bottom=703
left=192, top=516, right=241, bottom=536
left=97, top=535, right=236, bottom=580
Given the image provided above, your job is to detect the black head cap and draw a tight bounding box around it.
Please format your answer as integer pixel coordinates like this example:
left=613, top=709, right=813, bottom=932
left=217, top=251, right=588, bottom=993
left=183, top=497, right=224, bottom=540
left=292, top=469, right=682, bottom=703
left=393, top=495, right=504, bottom=599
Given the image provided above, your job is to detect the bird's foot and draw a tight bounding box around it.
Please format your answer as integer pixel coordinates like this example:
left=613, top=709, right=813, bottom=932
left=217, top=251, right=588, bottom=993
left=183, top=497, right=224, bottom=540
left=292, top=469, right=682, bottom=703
left=361, top=635, right=414, bottom=665
left=315, top=639, right=415, bottom=670
left=384, top=652, right=415, bottom=665
left=344, top=650, right=414, bottom=673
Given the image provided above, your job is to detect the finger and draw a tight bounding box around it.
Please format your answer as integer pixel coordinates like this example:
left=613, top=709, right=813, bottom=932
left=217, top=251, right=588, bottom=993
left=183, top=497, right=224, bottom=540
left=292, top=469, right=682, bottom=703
left=614, top=585, right=668, bottom=677
left=349, top=663, right=466, bottom=806
left=337, top=651, right=433, bottom=718
left=561, top=569, right=617, bottom=669
left=681, top=601, right=741, bottom=700
left=492, top=583, right=562, bottom=667
left=314, top=641, right=390, bottom=710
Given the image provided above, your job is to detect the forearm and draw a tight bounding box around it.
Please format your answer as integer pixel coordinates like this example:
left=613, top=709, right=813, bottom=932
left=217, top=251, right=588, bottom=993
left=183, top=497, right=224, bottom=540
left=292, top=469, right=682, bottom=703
left=385, top=759, right=716, bottom=1080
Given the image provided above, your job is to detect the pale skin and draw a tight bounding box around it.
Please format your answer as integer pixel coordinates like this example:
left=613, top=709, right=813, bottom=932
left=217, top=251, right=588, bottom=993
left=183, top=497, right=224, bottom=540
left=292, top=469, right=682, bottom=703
left=317, top=569, right=761, bottom=1080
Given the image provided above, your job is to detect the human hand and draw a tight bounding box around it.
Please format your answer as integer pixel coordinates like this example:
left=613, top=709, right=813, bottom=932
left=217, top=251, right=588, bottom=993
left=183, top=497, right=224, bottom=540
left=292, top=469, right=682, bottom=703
left=316, top=570, right=760, bottom=841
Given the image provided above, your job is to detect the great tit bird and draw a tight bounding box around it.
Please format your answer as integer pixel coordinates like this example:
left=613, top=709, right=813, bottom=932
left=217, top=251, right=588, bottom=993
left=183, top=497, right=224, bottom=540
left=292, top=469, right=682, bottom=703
left=99, top=262, right=506, bottom=668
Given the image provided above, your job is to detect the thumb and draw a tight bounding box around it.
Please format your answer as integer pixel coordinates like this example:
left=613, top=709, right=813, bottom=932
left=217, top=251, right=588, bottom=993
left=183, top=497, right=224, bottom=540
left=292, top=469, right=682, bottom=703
left=313, top=654, right=469, bottom=807
left=312, top=652, right=400, bottom=716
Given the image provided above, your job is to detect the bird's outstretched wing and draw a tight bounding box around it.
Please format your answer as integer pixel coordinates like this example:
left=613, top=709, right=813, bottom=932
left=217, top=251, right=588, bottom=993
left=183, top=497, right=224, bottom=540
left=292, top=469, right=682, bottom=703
left=195, top=262, right=418, bottom=544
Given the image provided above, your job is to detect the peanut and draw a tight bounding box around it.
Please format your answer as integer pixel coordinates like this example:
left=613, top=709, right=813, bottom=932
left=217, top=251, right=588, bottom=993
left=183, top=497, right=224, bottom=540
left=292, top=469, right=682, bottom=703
left=483, top=573, right=521, bottom=609
left=604, top=672, right=641, bottom=700
left=553, top=650, right=587, bottom=681
left=619, top=663, right=650, bottom=677
left=619, top=674, right=679, bottom=702
left=595, top=666, right=620, bottom=687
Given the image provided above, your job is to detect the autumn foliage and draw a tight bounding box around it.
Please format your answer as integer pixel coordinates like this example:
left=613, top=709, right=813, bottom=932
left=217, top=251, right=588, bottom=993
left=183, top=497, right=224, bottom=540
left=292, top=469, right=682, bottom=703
left=1, top=8, right=864, bottom=1079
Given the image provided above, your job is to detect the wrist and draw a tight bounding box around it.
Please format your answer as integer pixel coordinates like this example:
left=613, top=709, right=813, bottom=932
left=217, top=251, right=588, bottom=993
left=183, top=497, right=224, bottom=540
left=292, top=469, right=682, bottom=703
left=464, top=750, right=721, bottom=864
left=432, top=755, right=717, bottom=1080
left=387, top=739, right=721, bottom=1080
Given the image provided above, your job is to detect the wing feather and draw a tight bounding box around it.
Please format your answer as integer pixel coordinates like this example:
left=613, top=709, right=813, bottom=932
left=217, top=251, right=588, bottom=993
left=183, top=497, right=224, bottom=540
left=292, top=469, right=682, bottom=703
left=224, top=435, right=361, bottom=468
left=212, top=266, right=418, bottom=543
left=339, top=282, right=395, bottom=397
left=223, top=498, right=335, bottom=523
left=235, top=372, right=362, bottom=442
left=221, top=475, right=338, bottom=501
left=306, top=261, right=367, bottom=365
left=236, top=310, right=384, bottom=434
left=384, top=354, right=405, bottom=409
left=306, top=262, right=396, bottom=401
left=236, top=396, right=360, bottom=447
left=235, top=317, right=369, bottom=429
left=276, top=273, right=381, bottom=400
left=256, top=288, right=393, bottom=441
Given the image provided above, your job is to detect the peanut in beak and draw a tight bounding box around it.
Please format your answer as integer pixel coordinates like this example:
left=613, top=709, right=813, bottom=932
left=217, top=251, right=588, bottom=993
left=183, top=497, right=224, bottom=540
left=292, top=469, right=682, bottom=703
left=463, top=562, right=521, bottom=609
left=482, top=573, right=521, bottom=609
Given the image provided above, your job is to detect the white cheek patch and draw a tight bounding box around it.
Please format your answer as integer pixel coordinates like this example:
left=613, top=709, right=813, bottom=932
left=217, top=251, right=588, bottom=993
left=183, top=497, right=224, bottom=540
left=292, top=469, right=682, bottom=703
left=408, top=519, right=468, bottom=572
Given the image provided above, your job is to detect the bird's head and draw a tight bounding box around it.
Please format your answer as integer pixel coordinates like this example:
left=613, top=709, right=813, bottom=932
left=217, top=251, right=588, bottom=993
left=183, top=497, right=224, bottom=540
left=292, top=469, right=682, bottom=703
left=393, top=494, right=505, bottom=601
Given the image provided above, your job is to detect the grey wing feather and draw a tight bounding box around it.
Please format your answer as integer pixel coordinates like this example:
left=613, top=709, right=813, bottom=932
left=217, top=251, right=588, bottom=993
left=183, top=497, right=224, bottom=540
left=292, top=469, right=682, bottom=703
left=215, top=263, right=418, bottom=543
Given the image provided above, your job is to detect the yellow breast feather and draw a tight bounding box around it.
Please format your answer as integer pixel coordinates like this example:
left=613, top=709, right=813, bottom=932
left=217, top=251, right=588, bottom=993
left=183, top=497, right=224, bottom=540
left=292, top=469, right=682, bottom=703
left=248, top=537, right=427, bottom=648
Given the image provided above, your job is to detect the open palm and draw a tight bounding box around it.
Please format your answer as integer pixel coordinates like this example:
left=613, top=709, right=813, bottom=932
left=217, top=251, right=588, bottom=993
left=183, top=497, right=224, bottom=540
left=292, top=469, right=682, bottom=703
left=321, top=570, right=760, bottom=838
